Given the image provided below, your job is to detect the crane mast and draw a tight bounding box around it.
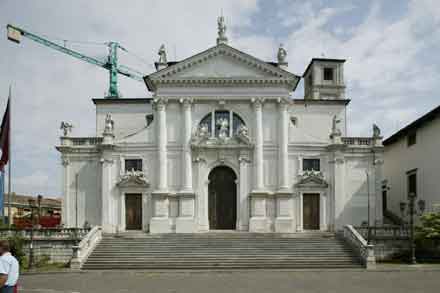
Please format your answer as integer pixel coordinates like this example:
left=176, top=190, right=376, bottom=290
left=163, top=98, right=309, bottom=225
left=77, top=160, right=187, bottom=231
left=7, top=24, right=144, bottom=98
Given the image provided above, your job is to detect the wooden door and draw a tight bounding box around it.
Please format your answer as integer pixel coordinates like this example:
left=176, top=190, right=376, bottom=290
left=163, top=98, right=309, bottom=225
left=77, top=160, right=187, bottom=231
left=125, top=194, right=142, bottom=230
left=303, top=193, right=320, bottom=230
left=208, top=166, right=237, bottom=230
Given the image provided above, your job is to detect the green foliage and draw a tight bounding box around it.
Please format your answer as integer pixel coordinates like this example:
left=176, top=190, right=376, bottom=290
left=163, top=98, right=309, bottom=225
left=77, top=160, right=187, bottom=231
left=7, top=234, right=26, bottom=266
left=416, top=212, right=440, bottom=239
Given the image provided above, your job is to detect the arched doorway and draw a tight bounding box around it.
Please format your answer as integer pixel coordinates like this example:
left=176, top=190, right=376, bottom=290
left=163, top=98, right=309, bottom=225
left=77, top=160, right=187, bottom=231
left=208, top=166, right=237, bottom=230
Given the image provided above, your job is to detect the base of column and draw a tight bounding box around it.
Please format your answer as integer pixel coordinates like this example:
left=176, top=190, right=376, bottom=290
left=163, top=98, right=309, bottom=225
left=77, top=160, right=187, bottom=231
left=102, top=224, right=117, bottom=234
left=176, top=217, right=196, bottom=233
left=275, top=217, right=294, bottom=233
left=249, top=217, right=269, bottom=232
left=150, top=217, right=172, bottom=233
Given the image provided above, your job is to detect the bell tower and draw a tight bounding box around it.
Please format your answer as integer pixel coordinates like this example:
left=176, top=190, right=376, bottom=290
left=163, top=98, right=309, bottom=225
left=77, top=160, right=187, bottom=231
left=303, top=58, right=346, bottom=100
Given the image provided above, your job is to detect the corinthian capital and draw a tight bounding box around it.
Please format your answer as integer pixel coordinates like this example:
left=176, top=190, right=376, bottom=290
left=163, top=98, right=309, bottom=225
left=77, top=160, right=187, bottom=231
left=251, top=97, right=265, bottom=108
left=179, top=97, right=193, bottom=106
left=153, top=97, right=168, bottom=111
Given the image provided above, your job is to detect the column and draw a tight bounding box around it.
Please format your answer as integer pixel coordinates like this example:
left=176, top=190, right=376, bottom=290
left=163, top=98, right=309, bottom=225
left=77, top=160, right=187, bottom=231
left=181, top=98, right=193, bottom=192
left=101, top=156, right=115, bottom=233
left=278, top=99, right=289, bottom=191
left=238, top=155, right=250, bottom=230
left=253, top=98, right=264, bottom=191
left=150, top=98, right=171, bottom=233
left=156, top=98, right=168, bottom=191
left=61, top=157, right=70, bottom=227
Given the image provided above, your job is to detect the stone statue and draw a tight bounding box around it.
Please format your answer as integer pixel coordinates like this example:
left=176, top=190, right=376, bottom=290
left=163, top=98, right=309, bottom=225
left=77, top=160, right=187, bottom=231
left=331, top=115, right=341, bottom=136
left=60, top=121, right=73, bottom=136
left=277, top=44, right=287, bottom=64
left=217, top=117, right=229, bottom=140
left=104, top=113, right=114, bottom=134
left=196, top=123, right=210, bottom=138
left=218, top=16, right=226, bottom=39
left=237, top=124, right=249, bottom=138
left=158, top=44, right=167, bottom=64
left=373, top=124, right=381, bottom=138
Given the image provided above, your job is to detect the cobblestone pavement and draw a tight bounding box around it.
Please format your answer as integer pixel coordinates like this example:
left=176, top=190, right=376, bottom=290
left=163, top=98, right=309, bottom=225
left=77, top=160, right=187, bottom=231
left=19, top=270, right=440, bottom=293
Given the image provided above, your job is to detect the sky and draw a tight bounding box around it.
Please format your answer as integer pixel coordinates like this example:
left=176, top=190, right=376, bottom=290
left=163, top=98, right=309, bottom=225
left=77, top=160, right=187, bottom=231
left=0, top=0, right=439, bottom=197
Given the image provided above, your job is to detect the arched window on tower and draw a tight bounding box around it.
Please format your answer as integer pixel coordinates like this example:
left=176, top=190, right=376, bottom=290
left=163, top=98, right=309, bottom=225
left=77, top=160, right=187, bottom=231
left=199, top=110, right=246, bottom=138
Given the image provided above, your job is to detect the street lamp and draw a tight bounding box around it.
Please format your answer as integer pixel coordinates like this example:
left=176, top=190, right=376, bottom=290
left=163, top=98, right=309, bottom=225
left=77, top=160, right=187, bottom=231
left=400, top=192, right=425, bottom=264
left=27, top=198, right=36, bottom=270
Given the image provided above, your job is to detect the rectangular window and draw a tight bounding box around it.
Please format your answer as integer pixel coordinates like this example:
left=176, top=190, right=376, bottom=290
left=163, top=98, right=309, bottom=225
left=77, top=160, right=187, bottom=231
left=323, top=67, right=334, bottom=81
left=407, top=132, right=416, bottom=147
left=125, top=159, right=142, bottom=172
left=303, top=159, right=320, bottom=171
left=407, top=171, right=417, bottom=196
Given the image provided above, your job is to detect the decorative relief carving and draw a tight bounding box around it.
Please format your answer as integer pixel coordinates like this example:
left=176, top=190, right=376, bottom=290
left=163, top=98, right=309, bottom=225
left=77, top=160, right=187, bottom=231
left=295, top=170, right=328, bottom=188
left=117, top=169, right=149, bottom=188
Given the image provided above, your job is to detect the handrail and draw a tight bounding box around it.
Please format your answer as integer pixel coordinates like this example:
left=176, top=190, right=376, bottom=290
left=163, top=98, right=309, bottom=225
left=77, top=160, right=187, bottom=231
left=343, top=225, right=376, bottom=269
left=354, top=225, right=409, bottom=240
left=70, top=226, right=102, bottom=270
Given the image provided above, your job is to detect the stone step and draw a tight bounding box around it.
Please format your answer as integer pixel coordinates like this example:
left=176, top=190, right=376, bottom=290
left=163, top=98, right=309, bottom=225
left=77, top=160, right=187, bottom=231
left=83, top=232, right=362, bottom=270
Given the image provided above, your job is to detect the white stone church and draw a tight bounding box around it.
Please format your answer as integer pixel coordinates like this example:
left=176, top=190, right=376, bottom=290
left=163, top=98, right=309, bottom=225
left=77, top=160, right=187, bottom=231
left=57, top=18, right=384, bottom=234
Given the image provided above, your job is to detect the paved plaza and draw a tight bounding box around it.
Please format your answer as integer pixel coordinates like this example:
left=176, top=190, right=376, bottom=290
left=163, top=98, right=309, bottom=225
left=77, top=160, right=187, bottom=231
left=19, top=269, right=440, bottom=293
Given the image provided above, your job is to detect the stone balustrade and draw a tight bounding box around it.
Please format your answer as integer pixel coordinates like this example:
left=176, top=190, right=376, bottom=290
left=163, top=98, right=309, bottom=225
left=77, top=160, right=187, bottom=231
left=0, top=227, right=90, bottom=240
left=343, top=225, right=376, bottom=269
left=70, top=226, right=102, bottom=270
left=341, top=137, right=374, bottom=146
left=60, top=137, right=103, bottom=147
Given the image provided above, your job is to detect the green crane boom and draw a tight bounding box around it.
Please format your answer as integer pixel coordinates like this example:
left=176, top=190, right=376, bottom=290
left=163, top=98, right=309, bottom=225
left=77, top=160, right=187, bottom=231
left=7, top=24, right=144, bottom=98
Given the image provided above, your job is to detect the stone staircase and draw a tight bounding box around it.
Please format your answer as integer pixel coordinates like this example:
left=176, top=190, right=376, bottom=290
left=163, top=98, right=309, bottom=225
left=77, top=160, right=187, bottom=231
left=82, top=232, right=363, bottom=270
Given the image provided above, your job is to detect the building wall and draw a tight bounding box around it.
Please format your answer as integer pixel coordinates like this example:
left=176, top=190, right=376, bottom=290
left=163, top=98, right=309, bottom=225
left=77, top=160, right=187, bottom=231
left=384, top=116, right=440, bottom=217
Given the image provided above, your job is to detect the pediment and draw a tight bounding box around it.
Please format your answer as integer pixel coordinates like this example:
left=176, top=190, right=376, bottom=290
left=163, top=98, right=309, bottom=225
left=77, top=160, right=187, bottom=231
left=295, top=172, right=328, bottom=188
left=145, top=44, right=300, bottom=91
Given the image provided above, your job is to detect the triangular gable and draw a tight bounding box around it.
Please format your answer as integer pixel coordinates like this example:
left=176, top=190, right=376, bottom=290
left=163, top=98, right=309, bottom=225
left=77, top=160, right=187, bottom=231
left=144, top=44, right=300, bottom=91
left=295, top=173, right=328, bottom=188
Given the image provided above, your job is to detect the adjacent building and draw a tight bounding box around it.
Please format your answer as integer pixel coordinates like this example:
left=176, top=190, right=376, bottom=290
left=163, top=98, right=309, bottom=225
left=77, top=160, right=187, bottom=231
left=383, top=105, right=440, bottom=218
left=57, top=18, right=384, bottom=234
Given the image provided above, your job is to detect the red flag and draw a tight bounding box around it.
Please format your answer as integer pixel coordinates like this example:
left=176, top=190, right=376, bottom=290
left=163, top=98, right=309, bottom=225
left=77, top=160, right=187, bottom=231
left=0, top=98, right=10, bottom=171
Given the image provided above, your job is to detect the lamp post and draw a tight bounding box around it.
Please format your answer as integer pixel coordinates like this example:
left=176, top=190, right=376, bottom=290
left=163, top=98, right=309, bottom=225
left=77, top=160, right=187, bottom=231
left=400, top=192, right=425, bottom=264
left=27, top=198, right=36, bottom=270
left=365, top=170, right=371, bottom=244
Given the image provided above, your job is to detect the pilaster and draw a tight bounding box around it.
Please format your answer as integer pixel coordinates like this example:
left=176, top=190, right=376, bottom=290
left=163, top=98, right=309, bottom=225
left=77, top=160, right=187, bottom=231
left=251, top=97, right=265, bottom=192
left=277, top=98, right=289, bottom=191
left=238, top=155, right=251, bottom=231
left=100, top=156, right=115, bottom=233
left=61, top=156, right=70, bottom=227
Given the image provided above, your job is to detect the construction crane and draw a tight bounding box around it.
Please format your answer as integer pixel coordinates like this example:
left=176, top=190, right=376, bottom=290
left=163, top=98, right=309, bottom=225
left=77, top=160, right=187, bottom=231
left=6, top=24, right=144, bottom=98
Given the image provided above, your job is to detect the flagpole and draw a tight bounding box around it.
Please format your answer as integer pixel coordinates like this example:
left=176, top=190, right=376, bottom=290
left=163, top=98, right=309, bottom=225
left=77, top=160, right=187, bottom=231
left=7, top=85, right=11, bottom=227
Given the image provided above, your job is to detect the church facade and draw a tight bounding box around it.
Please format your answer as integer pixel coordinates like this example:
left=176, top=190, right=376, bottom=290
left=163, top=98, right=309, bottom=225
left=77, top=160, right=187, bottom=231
left=57, top=19, right=384, bottom=234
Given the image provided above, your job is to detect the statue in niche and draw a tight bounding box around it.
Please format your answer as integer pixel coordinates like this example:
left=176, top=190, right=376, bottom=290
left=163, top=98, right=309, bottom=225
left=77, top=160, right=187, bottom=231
left=331, top=115, right=341, bottom=136
left=373, top=124, right=381, bottom=138
left=158, top=44, right=167, bottom=64
left=60, top=121, right=73, bottom=136
left=196, top=123, right=210, bottom=138
left=217, top=117, right=229, bottom=140
left=104, top=113, right=114, bottom=134
left=277, top=44, right=287, bottom=63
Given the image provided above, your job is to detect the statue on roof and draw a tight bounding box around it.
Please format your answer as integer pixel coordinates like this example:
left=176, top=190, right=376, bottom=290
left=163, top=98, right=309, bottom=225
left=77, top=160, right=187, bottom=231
left=158, top=44, right=167, bottom=64
left=217, top=15, right=228, bottom=45
left=373, top=124, right=381, bottom=138
left=60, top=121, right=73, bottom=137
left=277, top=44, right=287, bottom=64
